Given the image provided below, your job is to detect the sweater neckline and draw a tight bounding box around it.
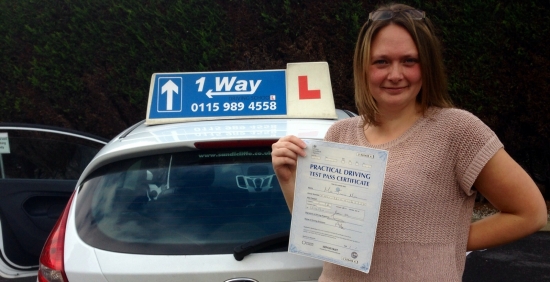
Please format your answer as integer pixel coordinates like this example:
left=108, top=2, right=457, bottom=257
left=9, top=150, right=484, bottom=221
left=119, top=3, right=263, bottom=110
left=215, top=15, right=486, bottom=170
left=357, top=107, right=438, bottom=149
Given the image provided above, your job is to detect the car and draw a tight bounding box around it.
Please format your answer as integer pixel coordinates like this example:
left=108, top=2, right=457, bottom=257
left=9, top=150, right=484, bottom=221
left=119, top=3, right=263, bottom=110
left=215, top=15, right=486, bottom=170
left=0, top=123, right=107, bottom=280
left=37, top=63, right=358, bottom=281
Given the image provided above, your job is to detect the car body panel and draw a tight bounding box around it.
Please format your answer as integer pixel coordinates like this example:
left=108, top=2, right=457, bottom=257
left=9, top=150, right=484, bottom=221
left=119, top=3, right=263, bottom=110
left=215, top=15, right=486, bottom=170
left=92, top=251, right=322, bottom=282
left=63, top=193, right=116, bottom=282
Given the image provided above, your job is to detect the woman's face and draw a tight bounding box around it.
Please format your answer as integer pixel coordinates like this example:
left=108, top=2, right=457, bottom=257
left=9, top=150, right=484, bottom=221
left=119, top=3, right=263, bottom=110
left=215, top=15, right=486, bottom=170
left=368, top=24, right=422, bottom=113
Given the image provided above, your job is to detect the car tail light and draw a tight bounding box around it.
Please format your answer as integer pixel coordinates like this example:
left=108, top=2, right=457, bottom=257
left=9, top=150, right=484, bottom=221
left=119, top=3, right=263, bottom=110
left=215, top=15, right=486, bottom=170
left=38, top=191, right=75, bottom=282
left=194, top=140, right=277, bottom=149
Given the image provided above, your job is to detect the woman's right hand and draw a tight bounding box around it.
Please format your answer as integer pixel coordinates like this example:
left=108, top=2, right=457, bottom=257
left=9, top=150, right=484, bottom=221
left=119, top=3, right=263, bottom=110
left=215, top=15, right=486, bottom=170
left=271, top=135, right=307, bottom=182
left=271, top=135, right=307, bottom=211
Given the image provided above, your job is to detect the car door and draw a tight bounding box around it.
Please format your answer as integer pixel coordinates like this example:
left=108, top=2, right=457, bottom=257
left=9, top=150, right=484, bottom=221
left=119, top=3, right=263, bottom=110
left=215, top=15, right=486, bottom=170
left=0, top=123, right=107, bottom=279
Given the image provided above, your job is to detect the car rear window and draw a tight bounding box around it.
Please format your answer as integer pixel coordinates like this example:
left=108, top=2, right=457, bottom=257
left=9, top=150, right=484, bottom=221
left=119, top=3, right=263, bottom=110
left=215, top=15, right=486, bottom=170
left=75, top=147, right=291, bottom=255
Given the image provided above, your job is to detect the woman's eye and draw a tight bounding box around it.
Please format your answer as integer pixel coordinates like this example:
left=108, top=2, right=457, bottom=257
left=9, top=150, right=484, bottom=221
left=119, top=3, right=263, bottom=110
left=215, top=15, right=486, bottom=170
left=373, top=60, right=387, bottom=65
left=404, top=58, right=418, bottom=65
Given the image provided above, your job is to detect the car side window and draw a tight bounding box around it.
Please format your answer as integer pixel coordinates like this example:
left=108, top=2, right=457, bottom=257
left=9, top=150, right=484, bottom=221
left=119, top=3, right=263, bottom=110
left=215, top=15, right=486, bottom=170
left=0, top=129, right=104, bottom=180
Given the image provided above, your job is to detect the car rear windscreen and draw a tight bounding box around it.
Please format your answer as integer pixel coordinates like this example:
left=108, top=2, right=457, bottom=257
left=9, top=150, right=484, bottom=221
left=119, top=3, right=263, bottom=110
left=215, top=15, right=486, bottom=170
left=75, top=147, right=291, bottom=255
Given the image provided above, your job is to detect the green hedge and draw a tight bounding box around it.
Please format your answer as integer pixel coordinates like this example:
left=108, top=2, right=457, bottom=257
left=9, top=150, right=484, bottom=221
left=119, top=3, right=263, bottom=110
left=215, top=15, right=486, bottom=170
left=1, top=0, right=549, bottom=177
left=0, top=0, right=231, bottom=132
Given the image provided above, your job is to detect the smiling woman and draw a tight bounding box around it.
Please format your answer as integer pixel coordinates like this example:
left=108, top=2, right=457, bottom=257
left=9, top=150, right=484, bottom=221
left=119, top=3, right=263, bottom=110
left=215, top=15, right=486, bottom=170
left=353, top=5, right=452, bottom=130
left=271, top=3, right=547, bottom=282
left=363, top=23, right=424, bottom=145
left=367, top=24, right=422, bottom=116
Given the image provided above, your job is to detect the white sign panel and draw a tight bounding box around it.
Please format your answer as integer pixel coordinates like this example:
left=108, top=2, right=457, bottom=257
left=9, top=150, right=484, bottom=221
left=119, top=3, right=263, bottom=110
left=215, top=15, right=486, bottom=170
left=286, top=62, right=337, bottom=119
left=0, top=133, right=10, bottom=154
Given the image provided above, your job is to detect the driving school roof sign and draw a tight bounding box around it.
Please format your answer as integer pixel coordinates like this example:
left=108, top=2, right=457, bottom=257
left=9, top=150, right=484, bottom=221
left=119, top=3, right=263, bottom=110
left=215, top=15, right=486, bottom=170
left=146, top=62, right=337, bottom=125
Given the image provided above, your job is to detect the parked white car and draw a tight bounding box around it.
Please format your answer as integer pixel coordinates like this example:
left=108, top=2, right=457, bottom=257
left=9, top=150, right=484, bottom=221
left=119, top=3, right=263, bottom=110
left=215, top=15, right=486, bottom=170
left=38, top=63, right=357, bottom=281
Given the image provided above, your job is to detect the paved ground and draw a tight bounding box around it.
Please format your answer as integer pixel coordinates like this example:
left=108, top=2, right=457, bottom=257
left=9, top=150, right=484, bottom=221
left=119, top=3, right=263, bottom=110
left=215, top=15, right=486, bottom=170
left=463, top=231, right=550, bottom=282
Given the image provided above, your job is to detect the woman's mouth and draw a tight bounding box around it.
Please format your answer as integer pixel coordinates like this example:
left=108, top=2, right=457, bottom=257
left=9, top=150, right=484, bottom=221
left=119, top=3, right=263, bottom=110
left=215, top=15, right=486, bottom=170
left=382, top=86, right=408, bottom=94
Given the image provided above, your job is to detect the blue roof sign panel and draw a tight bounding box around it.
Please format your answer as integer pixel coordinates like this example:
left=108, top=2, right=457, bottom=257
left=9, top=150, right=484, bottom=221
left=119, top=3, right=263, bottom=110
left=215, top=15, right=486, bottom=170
left=146, top=62, right=337, bottom=125
left=149, top=70, right=286, bottom=118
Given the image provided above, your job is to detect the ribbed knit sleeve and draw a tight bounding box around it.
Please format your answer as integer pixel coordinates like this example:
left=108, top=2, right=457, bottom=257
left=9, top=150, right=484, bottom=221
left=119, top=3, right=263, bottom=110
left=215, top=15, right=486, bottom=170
left=449, top=109, right=503, bottom=195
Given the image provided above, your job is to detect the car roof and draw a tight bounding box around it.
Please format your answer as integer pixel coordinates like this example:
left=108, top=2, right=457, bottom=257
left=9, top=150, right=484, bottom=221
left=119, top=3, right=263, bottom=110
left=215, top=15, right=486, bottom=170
left=76, top=109, right=356, bottom=186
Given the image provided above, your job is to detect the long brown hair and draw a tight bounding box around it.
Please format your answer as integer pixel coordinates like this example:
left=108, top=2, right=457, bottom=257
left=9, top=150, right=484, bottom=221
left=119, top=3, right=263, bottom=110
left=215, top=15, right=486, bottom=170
left=353, top=3, right=453, bottom=126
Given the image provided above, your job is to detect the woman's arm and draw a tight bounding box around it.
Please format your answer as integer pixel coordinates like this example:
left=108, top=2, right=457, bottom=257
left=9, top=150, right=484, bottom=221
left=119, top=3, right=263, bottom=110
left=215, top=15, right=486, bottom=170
left=271, top=135, right=307, bottom=212
left=468, top=148, right=547, bottom=251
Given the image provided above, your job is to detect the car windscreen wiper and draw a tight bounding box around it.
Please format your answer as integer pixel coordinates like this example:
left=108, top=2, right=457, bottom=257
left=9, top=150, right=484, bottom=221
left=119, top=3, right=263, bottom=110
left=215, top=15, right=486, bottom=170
left=233, top=231, right=289, bottom=261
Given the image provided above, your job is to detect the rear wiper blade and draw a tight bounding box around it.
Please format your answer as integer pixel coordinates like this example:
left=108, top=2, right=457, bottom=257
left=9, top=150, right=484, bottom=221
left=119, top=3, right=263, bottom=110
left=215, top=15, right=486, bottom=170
left=233, top=231, right=289, bottom=261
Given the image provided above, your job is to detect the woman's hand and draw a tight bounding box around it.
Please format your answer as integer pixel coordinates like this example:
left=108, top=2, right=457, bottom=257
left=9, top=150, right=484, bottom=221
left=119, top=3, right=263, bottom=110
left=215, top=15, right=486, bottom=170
left=271, top=135, right=307, bottom=211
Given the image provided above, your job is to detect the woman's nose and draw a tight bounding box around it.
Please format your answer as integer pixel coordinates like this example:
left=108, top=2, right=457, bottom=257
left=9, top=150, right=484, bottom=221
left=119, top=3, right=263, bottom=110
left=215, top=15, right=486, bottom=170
left=387, top=64, right=403, bottom=81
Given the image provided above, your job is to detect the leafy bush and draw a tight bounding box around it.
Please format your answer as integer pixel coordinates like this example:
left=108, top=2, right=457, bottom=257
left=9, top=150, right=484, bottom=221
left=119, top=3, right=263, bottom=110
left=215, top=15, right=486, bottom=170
left=0, top=0, right=230, bottom=135
left=0, top=0, right=548, bottom=180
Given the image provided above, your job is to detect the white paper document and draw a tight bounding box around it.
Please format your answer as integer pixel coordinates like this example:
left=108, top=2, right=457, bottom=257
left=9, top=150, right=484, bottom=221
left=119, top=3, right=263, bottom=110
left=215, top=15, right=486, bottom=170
left=288, top=140, right=388, bottom=273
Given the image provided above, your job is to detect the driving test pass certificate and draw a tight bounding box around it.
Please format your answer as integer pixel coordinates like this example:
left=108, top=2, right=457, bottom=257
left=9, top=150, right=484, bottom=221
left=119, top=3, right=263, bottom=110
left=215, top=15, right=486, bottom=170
left=288, top=140, right=388, bottom=273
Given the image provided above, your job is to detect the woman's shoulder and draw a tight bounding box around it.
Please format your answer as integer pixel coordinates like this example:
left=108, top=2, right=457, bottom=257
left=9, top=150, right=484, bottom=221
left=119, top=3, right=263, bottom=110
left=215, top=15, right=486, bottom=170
left=430, top=107, right=477, bottom=119
left=427, top=107, right=496, bottom=139
left=329, top=116, right=363, bottom=130
left=429, top=107, right=486, bottom=128
left=325, top=116, right=363, bottom=142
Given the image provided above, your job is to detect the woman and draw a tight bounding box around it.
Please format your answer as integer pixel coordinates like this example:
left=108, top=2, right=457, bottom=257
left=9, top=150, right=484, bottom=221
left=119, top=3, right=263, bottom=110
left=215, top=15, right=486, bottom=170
left=271, top=3, right=547, bottom=281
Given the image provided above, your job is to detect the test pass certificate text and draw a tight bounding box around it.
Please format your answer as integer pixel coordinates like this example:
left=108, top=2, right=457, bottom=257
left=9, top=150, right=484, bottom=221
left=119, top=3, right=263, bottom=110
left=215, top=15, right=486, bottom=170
left=288, top=140, right=388, bottom=273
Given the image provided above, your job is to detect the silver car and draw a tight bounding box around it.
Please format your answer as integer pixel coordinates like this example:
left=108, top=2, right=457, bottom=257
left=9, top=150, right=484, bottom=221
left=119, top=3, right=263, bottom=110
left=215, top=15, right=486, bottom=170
left=37, top=109, right=356, bottom=282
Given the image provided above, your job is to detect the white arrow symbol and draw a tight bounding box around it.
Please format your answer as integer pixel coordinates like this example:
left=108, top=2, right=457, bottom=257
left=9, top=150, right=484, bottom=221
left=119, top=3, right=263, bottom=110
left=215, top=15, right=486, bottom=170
left=206, top=90, right=255, bottom=98
left=161, top=80, right=179, bottom=110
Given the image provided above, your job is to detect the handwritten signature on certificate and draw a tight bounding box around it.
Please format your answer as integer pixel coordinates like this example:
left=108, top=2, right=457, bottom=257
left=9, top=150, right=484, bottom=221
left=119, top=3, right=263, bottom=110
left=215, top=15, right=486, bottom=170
left=288, top=140, right=388, bottom=273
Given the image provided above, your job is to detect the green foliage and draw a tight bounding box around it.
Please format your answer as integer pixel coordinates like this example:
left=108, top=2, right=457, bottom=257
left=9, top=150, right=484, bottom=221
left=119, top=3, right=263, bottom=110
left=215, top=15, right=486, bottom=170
left=0, top=0, right=549, bottom=171
left=332, top=1, right=366, bottom=47
left=0, top=0, right=230, bottom=127
left=383, top=0, right=550, bottom=165
left=249, top=0, right=298, bottom=36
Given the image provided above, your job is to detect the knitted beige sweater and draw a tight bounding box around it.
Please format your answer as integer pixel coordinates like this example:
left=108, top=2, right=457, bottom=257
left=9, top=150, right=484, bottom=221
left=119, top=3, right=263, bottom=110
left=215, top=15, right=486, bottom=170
left=319, top=107, right=503, bottom=282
